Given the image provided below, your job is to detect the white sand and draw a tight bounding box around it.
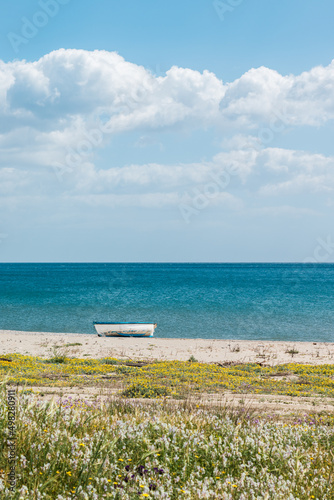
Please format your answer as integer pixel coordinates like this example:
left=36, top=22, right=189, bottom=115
left=1, top=330, right=334, bottom=365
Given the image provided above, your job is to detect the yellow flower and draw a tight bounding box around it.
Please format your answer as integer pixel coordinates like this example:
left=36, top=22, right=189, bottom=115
left=118, top=458, right=124, bottom=461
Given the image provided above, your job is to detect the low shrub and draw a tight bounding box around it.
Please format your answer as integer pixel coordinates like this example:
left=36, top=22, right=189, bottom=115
left=121, top=383, right=171, bottom=398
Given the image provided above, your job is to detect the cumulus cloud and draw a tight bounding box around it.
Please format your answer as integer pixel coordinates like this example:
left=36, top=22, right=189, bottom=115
left=1, top=49, right=334, bottom=212
left=257, top=148, right=334, bottom=195
left=0, top=49, right=225, bottom=134
left=221, top=61, right=334, bottom=126
left=2, top=140, right=333, bottom=211
left=1, top=49, right=334, bottom=139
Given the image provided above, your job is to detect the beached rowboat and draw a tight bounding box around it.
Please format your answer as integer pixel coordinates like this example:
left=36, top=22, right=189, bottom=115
left=93, top=322, right=157, bottom=337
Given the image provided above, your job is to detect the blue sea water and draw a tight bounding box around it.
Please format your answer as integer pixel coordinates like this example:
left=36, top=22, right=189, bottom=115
left=0, top=263, right=334, bottom=342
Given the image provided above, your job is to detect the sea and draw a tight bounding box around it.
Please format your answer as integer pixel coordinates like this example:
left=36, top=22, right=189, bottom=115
left=0, top=263, right=334, bottom=342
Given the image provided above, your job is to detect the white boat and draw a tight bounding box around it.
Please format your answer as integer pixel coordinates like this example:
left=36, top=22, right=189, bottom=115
left=93, top=322, right=157, bottom=337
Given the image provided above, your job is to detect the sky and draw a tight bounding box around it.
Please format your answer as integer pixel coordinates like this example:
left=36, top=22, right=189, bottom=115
left=1, top=0, right=334, bottom=262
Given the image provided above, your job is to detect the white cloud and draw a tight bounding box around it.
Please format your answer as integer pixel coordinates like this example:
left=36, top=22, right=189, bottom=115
left=1, top=49, right=334, bottom=142
left=257, top=148, right=334, bottom=195
left=2, top=140, right=333, bottom=213
left=1, top=49, right=334, bottom=213
left=249, top=206, right=321, bottom=217
left=0, top=49, right=225, bottom=135
left=220, top=60, right=334, bottom=126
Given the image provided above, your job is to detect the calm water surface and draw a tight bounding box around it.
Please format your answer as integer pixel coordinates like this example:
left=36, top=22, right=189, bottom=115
left=0, top=263, right=334, bottom=342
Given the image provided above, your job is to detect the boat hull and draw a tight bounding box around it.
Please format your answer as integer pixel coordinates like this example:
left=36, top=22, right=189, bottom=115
left=93, top=322, right=157, bottom=337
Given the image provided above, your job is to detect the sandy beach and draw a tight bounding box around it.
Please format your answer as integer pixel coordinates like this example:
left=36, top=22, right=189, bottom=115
left=1, top=330, right=334, bottom=365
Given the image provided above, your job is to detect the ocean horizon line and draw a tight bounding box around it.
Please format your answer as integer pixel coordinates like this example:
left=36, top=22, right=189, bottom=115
left=1, top=261, right=334, bottom=265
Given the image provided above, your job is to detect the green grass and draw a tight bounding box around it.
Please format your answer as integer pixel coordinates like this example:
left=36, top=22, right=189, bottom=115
left=0, top=382, right=334, bottom=499
left=2, top=354, right=334, bottom=399
left=121, top=383, right=171, bottom=398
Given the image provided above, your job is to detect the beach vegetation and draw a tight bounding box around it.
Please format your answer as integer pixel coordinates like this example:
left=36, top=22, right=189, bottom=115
left=121, top=383, right=171, bottom=399
left=0, top=381, right=334, bottom=499
left=285, top=347, right=300, bottom=357
left=44, top=355, right=67, bottom=364
left=1, top=355, right=334, bottom=400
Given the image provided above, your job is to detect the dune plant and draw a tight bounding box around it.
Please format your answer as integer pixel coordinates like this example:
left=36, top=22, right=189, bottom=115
left=0, top=380, right=334, bottom=498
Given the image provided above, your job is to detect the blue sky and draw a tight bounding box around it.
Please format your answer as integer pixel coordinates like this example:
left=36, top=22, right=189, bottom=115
left=2, top=0, right=334, bottom=79
left=1, top=0, right=334, bottom=262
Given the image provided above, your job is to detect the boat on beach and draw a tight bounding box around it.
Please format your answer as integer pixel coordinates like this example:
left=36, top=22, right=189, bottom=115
left=93, top=322, right=157, bottom=337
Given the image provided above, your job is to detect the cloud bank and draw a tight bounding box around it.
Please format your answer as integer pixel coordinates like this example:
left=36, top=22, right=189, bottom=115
left=1, top=49, right=334, bottom=212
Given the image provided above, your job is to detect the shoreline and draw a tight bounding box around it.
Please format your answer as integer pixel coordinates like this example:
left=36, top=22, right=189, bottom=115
left=1, top=330, right=334, bottom=364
